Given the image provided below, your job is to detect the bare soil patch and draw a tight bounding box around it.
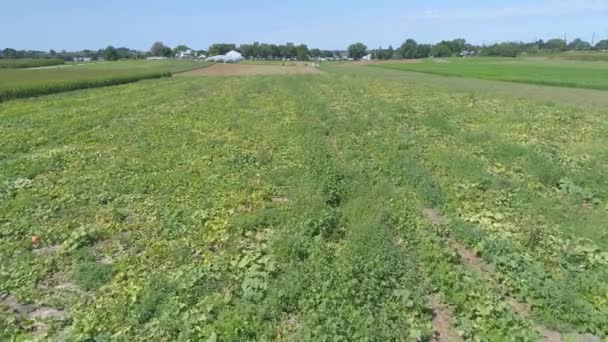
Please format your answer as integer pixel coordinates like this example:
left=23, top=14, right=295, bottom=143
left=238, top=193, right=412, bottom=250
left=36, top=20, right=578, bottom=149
left=356, top=59, right=423, bottom=66
left=177, top=63, right=321, bottom=76
left=430, top=295, right=463, bottom=342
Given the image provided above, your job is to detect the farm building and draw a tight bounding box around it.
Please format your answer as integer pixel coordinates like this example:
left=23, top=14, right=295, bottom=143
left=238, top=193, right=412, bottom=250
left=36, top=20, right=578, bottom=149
left=177, top=49, right=194, bottom=58
left=206, top=50, right=244, bottom=63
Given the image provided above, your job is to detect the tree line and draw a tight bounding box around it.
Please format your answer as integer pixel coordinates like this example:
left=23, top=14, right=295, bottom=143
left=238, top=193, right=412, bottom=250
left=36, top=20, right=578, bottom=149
left=3, top=37, right=608, bottom=61
left=348, top=37, right=608, bottom=59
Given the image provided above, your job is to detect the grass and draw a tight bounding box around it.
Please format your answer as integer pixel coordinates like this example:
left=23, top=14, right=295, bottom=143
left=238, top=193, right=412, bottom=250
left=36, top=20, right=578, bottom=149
left=0, top=59, right=211, bottom=101
left=0, top=58, right=65, bottom=69
left=371, top=57, right=608, bottom=90
left=1, top=63, right=608, bottom=340
left=539, top=51, right=608, bottom=62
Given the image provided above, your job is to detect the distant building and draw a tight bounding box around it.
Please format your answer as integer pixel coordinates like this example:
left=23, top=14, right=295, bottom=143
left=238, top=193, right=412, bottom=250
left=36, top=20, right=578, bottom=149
left=74, top=57, right=92, bottom=62
left=177, top=49, right=194, bottom=58
left=361, top=54, right=372, bottom=61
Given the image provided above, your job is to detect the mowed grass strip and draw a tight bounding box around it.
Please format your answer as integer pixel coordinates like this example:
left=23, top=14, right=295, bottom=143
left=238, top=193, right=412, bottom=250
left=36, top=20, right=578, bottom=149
left=371, top=57, right=608, bottom=90
left=0, top=60, right=211, bottom=101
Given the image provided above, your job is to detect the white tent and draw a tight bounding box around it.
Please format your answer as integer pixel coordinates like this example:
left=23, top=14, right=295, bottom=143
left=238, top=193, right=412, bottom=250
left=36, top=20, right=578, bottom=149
left=206, top=50, right=244, bottom=63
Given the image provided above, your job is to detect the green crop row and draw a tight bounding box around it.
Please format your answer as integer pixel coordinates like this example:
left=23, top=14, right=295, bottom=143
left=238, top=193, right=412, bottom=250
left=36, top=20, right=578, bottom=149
left=0, top=72, right=171, bottom=101
left=371, top=57, right=608, bottom=90
left=0, top=60, right=211, bottom=101
left=0, top=58, right=65, bottom=69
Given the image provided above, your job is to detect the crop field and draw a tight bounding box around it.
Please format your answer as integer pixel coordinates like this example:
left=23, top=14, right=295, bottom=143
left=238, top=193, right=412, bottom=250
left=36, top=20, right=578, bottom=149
left=0, top=58, right=65, bottom=69
left=0, top=60, right=211, bottom=101
left=543, top=51, right=608, bottom=62
left=1, top=61, right=608, bottom=341
left=372, top=57, right=608, bottom=90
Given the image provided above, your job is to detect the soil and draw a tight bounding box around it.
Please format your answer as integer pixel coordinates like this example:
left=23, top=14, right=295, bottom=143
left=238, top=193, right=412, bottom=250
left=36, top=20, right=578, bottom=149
left=177, top=63, right=321, bottom=76
left=430, top=296, right=463, bottom=342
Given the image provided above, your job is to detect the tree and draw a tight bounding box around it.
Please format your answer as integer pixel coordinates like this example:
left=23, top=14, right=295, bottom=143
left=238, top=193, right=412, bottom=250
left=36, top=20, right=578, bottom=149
left=545, top=38, right=567, bottom=51
left=385, top=45, right=394, bottom=59
left=208, top=44, right=236, bottom=56
left=430, top=44, right=451, bottom=57
left=150, top=42, right=172, bottom=57
left=348, top=42, right=367, bottom=59
left=413, top=44, right=431, bottom=58
left=296, top=44, right=310, bottom=60
left=567, top=38, right=591, bottom=51
left=398, top=39, right=418, bottom=59
left=318, top=50, right=331, bottom=58
left=480, top=42, right=522, bottom=57
left=1, top=48, right=18, bottom=59
left=173, top=45, right=191, bottom=55
left=103, top=46, right=119, bottom=61
left=49, top=49, right=57, bottom=57
left=596, top=40, right=608, bottom=50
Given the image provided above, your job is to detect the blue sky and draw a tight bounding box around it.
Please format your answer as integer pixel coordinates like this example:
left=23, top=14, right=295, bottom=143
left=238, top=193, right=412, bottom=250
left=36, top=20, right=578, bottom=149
left=3, top=0, right=608, bottom=51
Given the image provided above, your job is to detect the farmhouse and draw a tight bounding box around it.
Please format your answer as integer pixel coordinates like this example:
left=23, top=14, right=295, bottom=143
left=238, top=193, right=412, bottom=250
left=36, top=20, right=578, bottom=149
left=206, top=50, right=244, bottom=63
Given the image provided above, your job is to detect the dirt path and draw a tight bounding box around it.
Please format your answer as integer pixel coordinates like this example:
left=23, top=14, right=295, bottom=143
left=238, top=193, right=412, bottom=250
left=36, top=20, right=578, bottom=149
left=421, top=208, right=604, bottom=342
left=177, top=63, right=321, bottom=76
left=422, top=208, right=557, bottom=340
left=429, top=295, right=463, bottom=342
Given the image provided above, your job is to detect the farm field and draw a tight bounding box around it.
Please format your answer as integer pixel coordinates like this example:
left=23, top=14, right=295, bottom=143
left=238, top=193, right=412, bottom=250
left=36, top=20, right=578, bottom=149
left=177, top=63, right=320, bottom=76
left=0, top=60, right=211, bottom=101
left=372, top=57, right=608, bottom=90
left=1, top=64, right=608, bottom=341
left=541, top=51, right=608, bottom=62
left=0, top=58, right=65, bottom=69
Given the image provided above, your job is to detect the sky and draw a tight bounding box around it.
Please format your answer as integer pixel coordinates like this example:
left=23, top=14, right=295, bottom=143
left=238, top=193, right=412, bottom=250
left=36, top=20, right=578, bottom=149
left=2, top=0, right=608, bottom=51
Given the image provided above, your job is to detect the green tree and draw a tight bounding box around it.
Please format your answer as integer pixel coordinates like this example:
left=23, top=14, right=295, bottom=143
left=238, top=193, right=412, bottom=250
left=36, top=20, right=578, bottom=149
left=310, top=48, right=322, bottom=58
left=567, top=38, right=591, bottom=51
left=545, top=38, right=567, bottom=51
left=348, top=42, right=367, bottom=59
left=413, top=44, right=431, bottom=58
left=398, top=39, right=418, bottom=59
left=596, top=40, right=608, bottom=50
left=150, top=42, right=170, bottom=56
left=1, top=48, right=18, bottom=58
left=385, top=45, right=394, bottom=60
left=208, top=44, right=236, bottom=56
left=296, top=44, right=310, bottom=60
left=173, top=45, right=191, bottom=55
left=480, top=42, right=522, bottom=57
left=103, top=46, right=119, bottom=61
left=430, top=44, right=451, bottom=57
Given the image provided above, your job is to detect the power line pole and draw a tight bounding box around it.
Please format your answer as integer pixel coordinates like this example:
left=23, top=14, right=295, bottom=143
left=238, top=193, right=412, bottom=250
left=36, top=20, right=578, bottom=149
left=592, top=32, right=596, bottom=47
